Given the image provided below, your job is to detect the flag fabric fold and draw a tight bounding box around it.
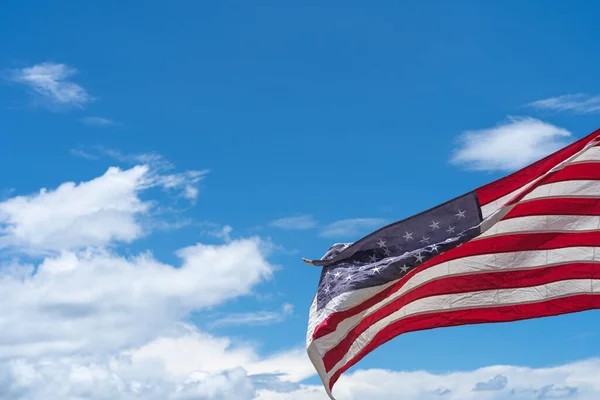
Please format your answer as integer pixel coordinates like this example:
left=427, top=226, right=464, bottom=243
left=305, top=128, right=600, bottom=399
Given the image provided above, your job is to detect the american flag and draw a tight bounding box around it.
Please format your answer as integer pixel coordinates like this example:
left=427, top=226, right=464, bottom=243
left=305, top=128, right=600, bottom=399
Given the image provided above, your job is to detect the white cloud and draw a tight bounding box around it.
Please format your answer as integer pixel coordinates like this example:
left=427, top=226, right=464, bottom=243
left=0, top=353, right=259, bottom=400
left=5, top=144, right=598, bottom=400
left=529, top=94, right=600, bottom=114
left=209, top=303, right=294, bottom=328
left=80, top=116, right=116, bottom=126
left=320, top=218, right=386, bottom=239
left=473, top=375, right=508, bottom=391
left=0, top=329, right=313, bottom=400
left=256, top=358, right=600, bottom=400
left=270, top=215, right=317, bottom=230
left=10, top=62, right=92, bottom=110
left=0, top=164, right=208, bottom=253
left=129, top=329, right=312, bottom=384
left=0, top=239, right=274, bottom=359
left=449, top=117, right=572, bottom=172
left=0, top=153, right=310, bottom=399
left=0, top=323, right=312, bottom=399
left=0, top=166, right=149, bottom=252
left=6, top=354, right=600, bottom=400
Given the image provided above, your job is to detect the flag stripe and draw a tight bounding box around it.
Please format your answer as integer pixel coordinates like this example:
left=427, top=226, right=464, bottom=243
left=505, top=197, right=600, bottom=219
left=480, top=146, right=600, bottom=219
left=500, top=161, right=600, bottom=208
left=480, top=182, right=534, bottom=220
left=312, top=243, right=599, bottom=343
left=523, top=180, right=600, bottom=202
left=572, top=145, right=600, bottom=163
left=540, top=162, right=600, bottom=185
left=475, top=130, right=600, bottom=206
left=308, top=280, right=398, bottom=340
left=314, top=245, right=597, bottom=353
left=311, top=230, right=600, bottom=341
left=307, top=130, right=600, bottom=398
left=327, top=290, right=600, bottom=390
left=479, top=215, right=600, bottom=238
left=321, top=262, right=600, bottom=371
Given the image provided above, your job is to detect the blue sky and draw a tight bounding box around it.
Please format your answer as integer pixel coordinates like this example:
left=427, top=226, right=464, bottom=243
left=1, top=1, right=600, bottom=399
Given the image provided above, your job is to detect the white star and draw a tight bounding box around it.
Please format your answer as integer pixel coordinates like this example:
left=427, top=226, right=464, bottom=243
left=372, top=266, right=381, bottom=274
left=368, top=254, right=378, bottom=263
left=400, top=264, right=409, bottom=273
left=414, top=252, right=425, bottom=263
left=345, top=275, right=353, bottom=281
left=446, top=225, right=455, bottom=234
left=394, top=244, right=403, bottom=251
left=376, top=238, right=387, bottom=248
left=429, top=244, right=439, bottom=253
left=324, top=285, right=330, bottom=293
left=334, top=271, right=341, bottom=278
left=403, top=231, right=414, bottom=241
left=420, top=236, right=430, bottom=244
left=383, top=248, right=391, bottom=257
left=456, top=209, right=466, bottom=219
left=429, top=220, right=440, bottom=230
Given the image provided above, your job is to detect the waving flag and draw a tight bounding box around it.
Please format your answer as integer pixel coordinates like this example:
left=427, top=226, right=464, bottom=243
left=305, top=128, right=600, bottom=399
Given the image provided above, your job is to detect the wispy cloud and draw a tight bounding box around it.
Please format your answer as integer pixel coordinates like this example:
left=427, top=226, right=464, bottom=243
left=80, top=116, right=116, bottom=126
left=269, top=215, right=317, bottom=230
left=207, top=224, right=233, bottom=242
left=449, top=117, right=572, bottom=172
left=320, top=218, right=386, bottom=239
left=528, top=94, right=600, bottom=114
left=70, top=147, right=99, bottom=160
left=70, top=146, right=209, bottom=201
left=9, top=62, right=92, bottom=110
left=209, top=303, right=294, bottom=328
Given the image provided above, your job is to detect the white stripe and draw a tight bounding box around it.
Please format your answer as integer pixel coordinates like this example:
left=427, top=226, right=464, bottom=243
left=480, top=215, right=600, bottom=237
left=523, top=180, right=600, bottom=201
left=307, top=280, right=398, bottom=345
left=311, top=246, right=600, bottom=356
left=307, top=343, right=336, bottom=399
left=306, top=295, right=319, bottom=346
left=571, top=146, right=600, bottom=163
left=328, top=278, right=599, bottom=378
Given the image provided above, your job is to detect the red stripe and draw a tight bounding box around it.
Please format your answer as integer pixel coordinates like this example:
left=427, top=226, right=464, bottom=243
left=505, top=197, right=600, bottom=220
left=502, top=161, right=600, bottom=207
left=322, top=262, right=600, bottom=372
left=541, top=162, right=600, bottom=185
left=475, top=129, right=600, bottom=206
left=312, top=231, right=600, bottom=340
left=328, top=292, right=600, bottom=391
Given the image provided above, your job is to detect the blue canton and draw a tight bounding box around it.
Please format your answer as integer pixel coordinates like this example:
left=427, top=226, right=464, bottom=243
left=315, top=192, right=483, bottom=311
